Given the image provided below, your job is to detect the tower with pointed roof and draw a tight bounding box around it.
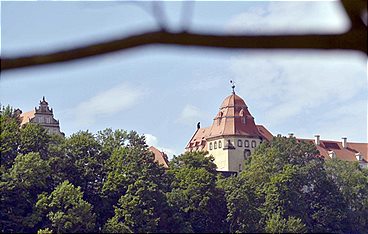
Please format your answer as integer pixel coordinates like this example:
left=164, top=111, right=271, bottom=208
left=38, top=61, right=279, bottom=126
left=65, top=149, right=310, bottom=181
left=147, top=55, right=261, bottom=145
left=186, top=84, right=272, bottom=173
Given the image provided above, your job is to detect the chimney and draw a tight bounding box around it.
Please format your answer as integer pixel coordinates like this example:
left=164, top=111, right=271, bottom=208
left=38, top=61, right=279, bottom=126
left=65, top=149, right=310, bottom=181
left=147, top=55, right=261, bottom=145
left=342, top=137, right=347, bottom=148
left=355, top=153, right=362, bottom=161
left=314, top=134, right=320, bottom=145
left=288, top=133, right=294, bottom=138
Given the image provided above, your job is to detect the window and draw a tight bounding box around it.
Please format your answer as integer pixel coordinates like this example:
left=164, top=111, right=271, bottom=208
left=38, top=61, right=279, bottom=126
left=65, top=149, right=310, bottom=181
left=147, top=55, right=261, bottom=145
left=251, top=140, right=256, bottom=148
left=244, top=140, right=249, bottom=147
left=244, top=149, right=251, bottom=160
left=209, top=142, right=213, bottom=150
left=218, top=141, right=222, bottom=148
left=224, top=140, right=235, bottom=150
left=237, top=139, right=243, bottom=147
left=239, top=164, right=242, bottom=172
left=214, top=141, right=217, bottom=149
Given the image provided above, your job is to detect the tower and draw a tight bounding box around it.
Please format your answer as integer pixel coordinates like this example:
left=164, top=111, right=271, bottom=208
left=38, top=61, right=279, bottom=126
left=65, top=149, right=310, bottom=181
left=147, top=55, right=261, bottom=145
left=186, top=85, right=268, bottom=173
left=19, top=97, right=64, bottom=136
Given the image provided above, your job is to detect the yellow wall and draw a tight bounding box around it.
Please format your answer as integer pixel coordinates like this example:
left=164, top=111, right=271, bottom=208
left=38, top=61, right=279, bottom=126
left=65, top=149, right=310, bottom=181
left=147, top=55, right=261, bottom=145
left=208, top=137, right=262, bottom=172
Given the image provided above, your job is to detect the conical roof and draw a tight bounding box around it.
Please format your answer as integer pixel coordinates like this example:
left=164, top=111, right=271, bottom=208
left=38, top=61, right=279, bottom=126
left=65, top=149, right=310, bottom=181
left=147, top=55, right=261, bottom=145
left=207, top=92, right=263, bottom=139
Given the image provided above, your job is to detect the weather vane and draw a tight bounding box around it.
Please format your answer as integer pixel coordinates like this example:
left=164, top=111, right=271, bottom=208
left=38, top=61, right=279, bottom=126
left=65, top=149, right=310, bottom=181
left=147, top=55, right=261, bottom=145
left=230, top=80, right=235, bottom=94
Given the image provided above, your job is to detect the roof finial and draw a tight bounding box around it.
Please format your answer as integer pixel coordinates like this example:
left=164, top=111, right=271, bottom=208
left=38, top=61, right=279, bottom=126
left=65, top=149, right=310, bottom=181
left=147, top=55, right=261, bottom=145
left=42, top=96, right=45, bottom=102
left=230, top=80, right=235, bottom=94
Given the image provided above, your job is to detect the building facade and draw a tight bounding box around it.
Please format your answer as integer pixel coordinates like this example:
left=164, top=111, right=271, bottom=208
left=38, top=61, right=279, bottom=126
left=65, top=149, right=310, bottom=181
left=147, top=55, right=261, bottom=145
left=16, top=97, right=64, bottom=136
left=186, top=89, right=367, bottom=172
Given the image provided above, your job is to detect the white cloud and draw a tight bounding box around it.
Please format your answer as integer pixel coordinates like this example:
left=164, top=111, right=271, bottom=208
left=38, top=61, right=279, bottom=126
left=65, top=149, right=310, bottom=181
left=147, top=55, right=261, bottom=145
left=144, top=133, right=158, bottom=146
left=177, top=104, right=206, bottom=126
left=75, top=82, right=146, bottom=126
left=144, top=133, right=177, bottom=159
left=229, top=51, right=367, bottom=142
left=226, top=1, right=349, bottom=34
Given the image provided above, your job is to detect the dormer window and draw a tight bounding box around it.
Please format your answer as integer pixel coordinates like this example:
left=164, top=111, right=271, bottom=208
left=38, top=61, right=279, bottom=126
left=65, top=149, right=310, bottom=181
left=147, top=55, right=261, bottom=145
left=328, top=150, right=336, bottom=159
left=355, top=153, right=362, bottom=161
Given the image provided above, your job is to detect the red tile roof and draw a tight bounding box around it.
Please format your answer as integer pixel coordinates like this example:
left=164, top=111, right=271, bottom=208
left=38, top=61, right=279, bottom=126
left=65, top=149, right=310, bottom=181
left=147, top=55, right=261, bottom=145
left=256, top=125, right=273, bottom=142
left=19, top=110, right=35, bottom=126
left=149, top=146, right=169, bottom=168
left=297, top=138, right=367, bottom=162
left=186, top=127, right=210, bottom=150
left=207, top=93, right=263, bottom=139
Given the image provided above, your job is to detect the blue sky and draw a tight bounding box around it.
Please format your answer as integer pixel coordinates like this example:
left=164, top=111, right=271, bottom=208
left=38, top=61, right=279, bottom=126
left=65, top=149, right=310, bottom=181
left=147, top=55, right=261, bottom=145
left=1, top=1, right=367, bottom=157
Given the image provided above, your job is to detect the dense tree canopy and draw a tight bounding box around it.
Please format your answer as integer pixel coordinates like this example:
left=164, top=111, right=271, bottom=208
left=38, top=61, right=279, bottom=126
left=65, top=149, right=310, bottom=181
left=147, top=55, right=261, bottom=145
left=1, top=105, right=367, bottom=233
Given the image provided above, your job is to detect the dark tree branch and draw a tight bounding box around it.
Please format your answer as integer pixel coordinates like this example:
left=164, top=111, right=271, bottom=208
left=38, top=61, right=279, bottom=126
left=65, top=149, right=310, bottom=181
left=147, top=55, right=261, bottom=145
left=1, top=0, right=366, bottom=71
left=1, top=29, right=366, bottom=71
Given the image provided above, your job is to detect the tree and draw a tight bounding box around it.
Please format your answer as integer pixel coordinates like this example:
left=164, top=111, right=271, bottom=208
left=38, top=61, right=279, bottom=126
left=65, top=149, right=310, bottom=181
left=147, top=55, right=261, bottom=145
left=0, top=105, right=20, bottom=168
left=19, top=123, right=50, bottom=159
left=325, top=159, right=368, bottom=233
left=61, top=131, right=105, bottom=228
left=265, top=213, right=306, bottom=233
left=35, top=180, right=96, bottom=233
left=96, top=128, right=128, bottom=158
left=106, top=178, right=171, bottom=233
left=102, top=131, right=175, bottom=232
left=169, top=151, right=217, bottom=174
left=167, top=151, right=228, bottom=233
left=221, top=175, right=262, bottom=233
left=224, top=136, right=349, bottom=233
left=0, top=152, right=51, bottom=233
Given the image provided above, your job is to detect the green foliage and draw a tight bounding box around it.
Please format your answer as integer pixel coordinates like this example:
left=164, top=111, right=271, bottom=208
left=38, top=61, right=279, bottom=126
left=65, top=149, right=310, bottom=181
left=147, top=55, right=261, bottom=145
left=326, top=159, right=368, bottom=233
left=1, top=153, right=51, bottom=232
left=221, top=175, right=261, bottom=233
left=97, top=128, right=128, bottom=157
left=167, top=151, right=227, bottom=233
left=265, top=213, right=306, bottom=233
left=0, top=106, right=20, bottom=168
left=223, top=136, right=350, bottom=233
left=36, top=180, right=96, bottom=233
left=169, top=150, right=217, bottom=174
left=102, top=133, right=173, bottom=233
left=108, top=178, right=170, bottom=233
left=103, top=216, right=132, bottom=233
left=37, top=227, right=53, bottom=234
left=19, top=123, right=50, bottom=159
left=1, top=105, right=366, bottom=233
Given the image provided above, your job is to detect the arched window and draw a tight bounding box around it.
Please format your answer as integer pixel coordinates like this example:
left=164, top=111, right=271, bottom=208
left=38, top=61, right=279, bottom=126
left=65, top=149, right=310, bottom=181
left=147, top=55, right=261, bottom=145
left=244, top=149, right=251, bottom=160
left=244, top=140, right=249, bottom=147
left=218, top=141, right=222, bottom=148
left=209, top=142, right=213, bottom=150
left=251, top=140, right=256, bottom=148
left=214, top=141, right=217, bottom=149
left=238, top=139, right=243, bottom=147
